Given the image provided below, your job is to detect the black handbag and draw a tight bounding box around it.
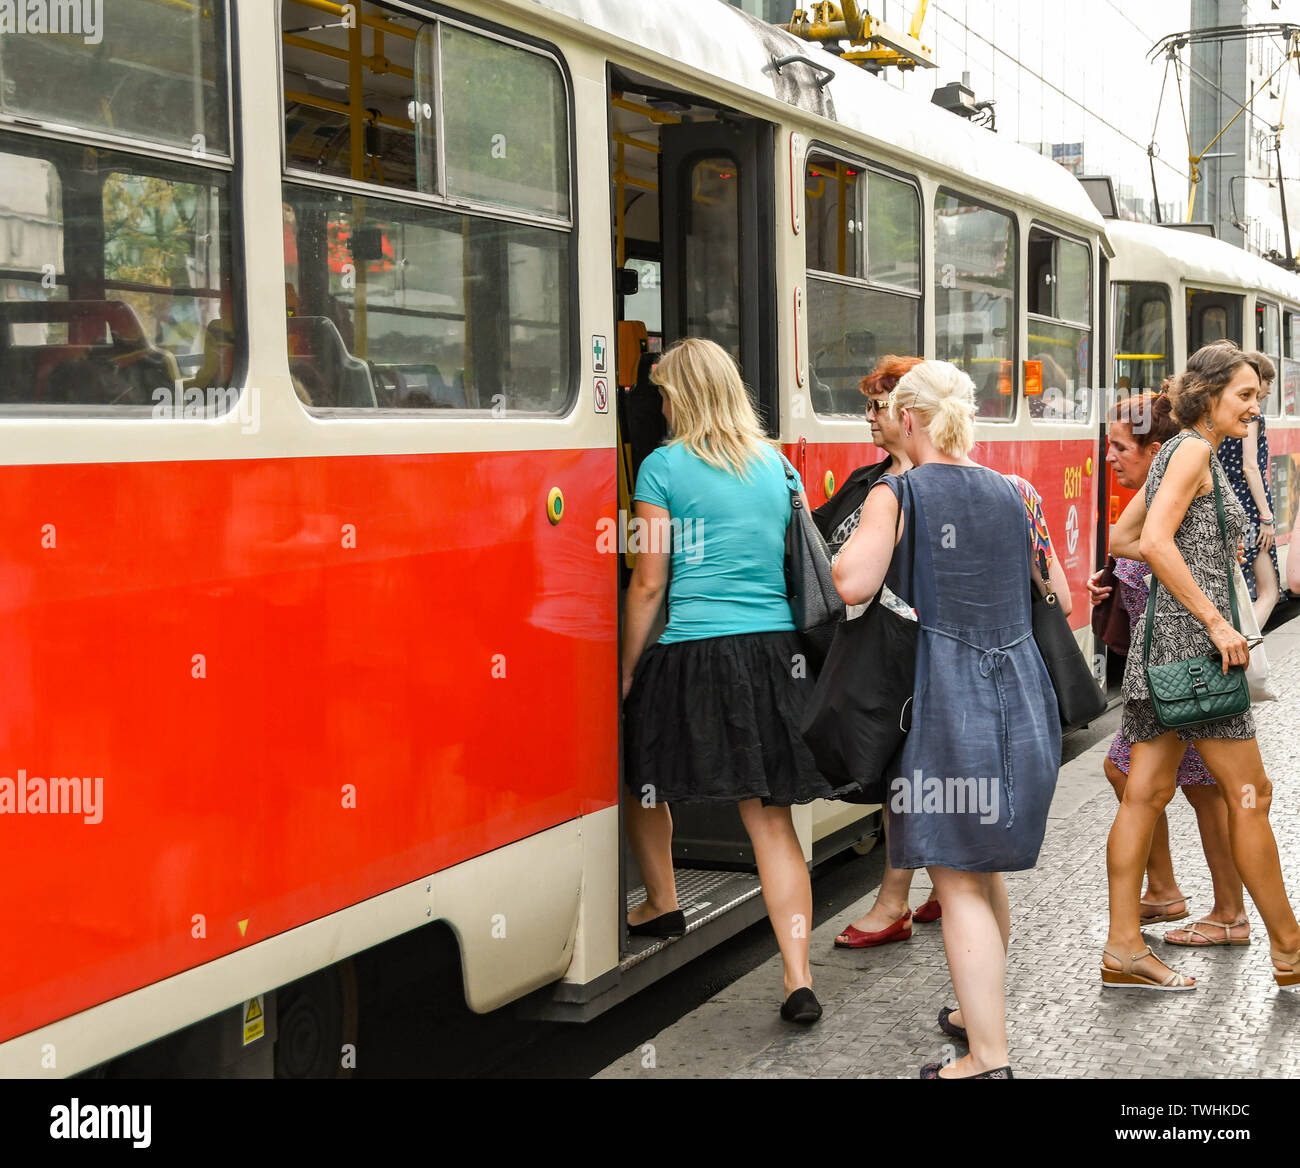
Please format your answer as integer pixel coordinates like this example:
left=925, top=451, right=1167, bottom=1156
left=1030, top=544, right=1107, bottom=730
left=800, top=478, right=917, bottom=803
left=1143, top=465, right=1251, bottom=729
left=782, top=454, right=845, bottom=650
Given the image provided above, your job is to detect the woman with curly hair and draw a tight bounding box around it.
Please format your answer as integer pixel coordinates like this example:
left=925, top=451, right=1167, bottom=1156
left=1102, top=341, right=1300, bottom=992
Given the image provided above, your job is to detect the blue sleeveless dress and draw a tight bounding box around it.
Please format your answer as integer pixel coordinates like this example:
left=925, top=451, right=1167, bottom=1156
left=881, top=464, right=1061, bottom=872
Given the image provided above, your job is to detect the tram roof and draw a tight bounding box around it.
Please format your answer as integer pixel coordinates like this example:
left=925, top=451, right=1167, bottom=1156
left=522, top=0, right=1108, bottom=241
left=1107, top=219, right=1300, bottom=305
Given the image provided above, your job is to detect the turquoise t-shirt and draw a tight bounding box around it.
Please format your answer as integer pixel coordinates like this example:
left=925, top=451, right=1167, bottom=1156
left=634, top=442, right=799, bottom=644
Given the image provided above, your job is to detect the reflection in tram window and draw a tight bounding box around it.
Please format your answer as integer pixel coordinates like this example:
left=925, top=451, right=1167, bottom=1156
left=935, top=192, right=1016, bottom=420
left=1113, top=283, right=1172, bottom=397
left=1026, top=227, right=1092, bottom=422
left=804, top=152, right=921, bottom=414
left=0, top=134, right=237, bottom=410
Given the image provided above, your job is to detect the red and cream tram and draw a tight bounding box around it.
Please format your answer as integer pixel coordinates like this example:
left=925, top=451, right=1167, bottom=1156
left=1106, top=217, right=1300, bottom=579
left=0, top=0, right=1123, bottom=1077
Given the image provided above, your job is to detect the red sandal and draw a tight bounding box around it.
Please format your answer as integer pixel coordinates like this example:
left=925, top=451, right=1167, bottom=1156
left=913, top=898, right=942, bottom=924
left=834, top=910, right=912, bottom=949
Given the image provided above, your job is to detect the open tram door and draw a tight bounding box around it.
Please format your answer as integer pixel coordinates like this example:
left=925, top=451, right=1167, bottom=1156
left=609, top=76, right=781, bottom=972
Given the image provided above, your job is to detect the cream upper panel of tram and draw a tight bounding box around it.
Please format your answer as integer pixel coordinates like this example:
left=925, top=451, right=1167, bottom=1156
left=519, top=0, right=1106, bottom=239
left=1107, top=220, right=1300, bottom=306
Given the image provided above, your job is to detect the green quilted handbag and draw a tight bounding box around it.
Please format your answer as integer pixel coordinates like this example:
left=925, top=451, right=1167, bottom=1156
left=1143, top=461, right=1250, bottom=730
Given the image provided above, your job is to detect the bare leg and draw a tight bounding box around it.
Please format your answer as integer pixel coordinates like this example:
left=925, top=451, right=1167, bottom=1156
left=1166, top=783, right=1248, bottom=944
left=1103, top=755, right=1183, bottom=914
left=1192, top=738, right=1300, bottom=966
left=931, top=867, right=1008, bottom=1075
left=1253, top=552, right=1280, bottom=628
left=949, top=873, right=1008, bottom=1032
left=843, top=816, right=916, bottom=933
left=624, top=798, right=679, bottom=925
left=738, top=799, right=813, bottom=996
left=1104, top=732, right=1192, bottom=984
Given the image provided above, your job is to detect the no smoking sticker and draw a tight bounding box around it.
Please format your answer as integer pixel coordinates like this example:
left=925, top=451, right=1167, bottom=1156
left=594, top=377, right=609, bottom=414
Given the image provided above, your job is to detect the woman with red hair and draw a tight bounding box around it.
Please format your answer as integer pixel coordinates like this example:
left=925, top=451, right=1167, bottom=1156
left=811, top=356, right=947, bottom=942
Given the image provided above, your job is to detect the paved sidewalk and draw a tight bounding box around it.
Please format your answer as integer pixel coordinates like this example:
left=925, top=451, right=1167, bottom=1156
left=597, top=618, right=1300, bottom=1079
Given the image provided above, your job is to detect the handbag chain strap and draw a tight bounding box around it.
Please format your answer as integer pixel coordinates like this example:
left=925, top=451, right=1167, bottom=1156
left=1143, top=434, right=1240, bottom=669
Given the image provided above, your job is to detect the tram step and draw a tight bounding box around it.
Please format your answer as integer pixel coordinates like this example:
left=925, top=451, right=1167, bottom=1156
left=516, top=867, right=765, bottom=1023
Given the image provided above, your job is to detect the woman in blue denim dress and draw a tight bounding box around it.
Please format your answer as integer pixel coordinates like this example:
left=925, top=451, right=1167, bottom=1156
left=834, top=361, right=1060, bottom=1080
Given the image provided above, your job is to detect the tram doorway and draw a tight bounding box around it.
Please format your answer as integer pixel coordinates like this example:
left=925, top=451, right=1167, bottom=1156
left=608, top=69, right=779, bottom=959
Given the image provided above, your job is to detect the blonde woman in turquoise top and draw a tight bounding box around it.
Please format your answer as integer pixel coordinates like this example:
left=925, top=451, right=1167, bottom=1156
left=621, top=338, right=843, bottom=1025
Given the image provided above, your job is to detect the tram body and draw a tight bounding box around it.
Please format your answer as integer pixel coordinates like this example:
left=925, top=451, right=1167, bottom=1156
left=0, top=0, right=1110, bottom=1077
left=1107, top=219, right=1300, bottom=577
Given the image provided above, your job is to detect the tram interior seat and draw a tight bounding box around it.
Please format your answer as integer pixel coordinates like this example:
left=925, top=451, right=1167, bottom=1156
left=286, top=316, right=377, bottom=408
left=0, top=300, right=177, bottom=405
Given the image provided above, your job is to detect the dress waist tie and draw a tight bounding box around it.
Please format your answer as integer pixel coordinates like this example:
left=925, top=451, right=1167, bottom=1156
left=922, top=626, right=1034, bottom=829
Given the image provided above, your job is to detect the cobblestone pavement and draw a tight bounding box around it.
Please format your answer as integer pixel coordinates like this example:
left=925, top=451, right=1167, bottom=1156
left=597, top=619, right=1300, bottom=1079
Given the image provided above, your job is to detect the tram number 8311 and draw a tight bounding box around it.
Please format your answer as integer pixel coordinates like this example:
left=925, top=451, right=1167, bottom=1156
left=1063, top=465, right=1086, bottom=500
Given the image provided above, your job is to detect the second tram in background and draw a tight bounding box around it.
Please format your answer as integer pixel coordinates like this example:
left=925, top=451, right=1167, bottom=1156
left=1105, top=213, right=1300, bottom=579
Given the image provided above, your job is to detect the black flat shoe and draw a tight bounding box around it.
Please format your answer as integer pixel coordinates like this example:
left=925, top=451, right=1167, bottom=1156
left=627, top=909, right=686, bottom=938
left=920, top=1062, right=1013, bottom=1079
left=938, top=1006, right=968, bottom=1044
left=780, top=987, right=822, bottom=1024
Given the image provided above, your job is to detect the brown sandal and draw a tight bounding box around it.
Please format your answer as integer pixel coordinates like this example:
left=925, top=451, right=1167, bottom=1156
left=1164, top=917, right=1250, bottom=948
left=1101, top=944, right=1196, bottom=991
left=1139, top=897, right=1189, bottom=925
left=1272, top=946, right=1300, bottom=988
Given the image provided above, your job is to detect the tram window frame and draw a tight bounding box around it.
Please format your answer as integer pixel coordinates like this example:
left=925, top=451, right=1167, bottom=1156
left=1026, top=222, right=1093, bottom=425
left=276, top=1, right=579, bottom=417
left=934, top=186, right=1019, bottom=423
left=0, top=0, right=234, bottom=167
left=802, top=145, right=923, bottom=418
left=1256, top=299, right=1283, bottom=417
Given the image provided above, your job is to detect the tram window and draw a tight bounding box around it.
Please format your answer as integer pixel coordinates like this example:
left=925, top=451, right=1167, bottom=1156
left=1201, top=306, right=1229, bottom=344
left=0, top=0, right=229, bottom=157
left=1026, top=227, right=1091, bottom=422
left=807, top=282, right=918, bottom=413
left=867, top=171, right=920, bottom=290
left=1257, top=302, right=1282, bottom=415
left=685, top=158, right=741, bottom=363
left=805, top=153, right=861, bottom=279
left=281, top=4, right=570, bottom=219
left=1113, top=283, right=1172, bottom=396
left=935, top=192, right=1016, bottom=420
left=442, top=25, right=569, bottom=218
left=282, top=186, right=569, bottom=412
left=623, top=258, right=662, bottom=335
left=1285, top=312, right=1300, bottom=416
left=804, top=153, right=921, bottom=413
left=0, top=133, right=238, bottom=411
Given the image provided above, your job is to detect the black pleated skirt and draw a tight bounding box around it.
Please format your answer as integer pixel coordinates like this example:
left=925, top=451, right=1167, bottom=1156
left=623, top=630, right=844, bottom=807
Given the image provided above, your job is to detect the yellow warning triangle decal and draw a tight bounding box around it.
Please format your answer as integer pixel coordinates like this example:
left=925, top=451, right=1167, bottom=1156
left=238, top=919, right=249, bottom=937
left=245, top=998, right=262, bottom=1024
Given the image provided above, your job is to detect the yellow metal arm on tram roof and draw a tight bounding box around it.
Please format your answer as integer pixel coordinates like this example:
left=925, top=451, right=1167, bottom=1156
left=786, top=2, right=935, bottom=71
